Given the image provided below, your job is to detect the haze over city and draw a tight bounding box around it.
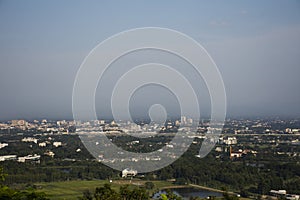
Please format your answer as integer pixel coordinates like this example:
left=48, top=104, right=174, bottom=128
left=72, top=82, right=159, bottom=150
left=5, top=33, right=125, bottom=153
left=1, top=2, right=300, bottom=199
left=1, top=1, right=300, bottom=121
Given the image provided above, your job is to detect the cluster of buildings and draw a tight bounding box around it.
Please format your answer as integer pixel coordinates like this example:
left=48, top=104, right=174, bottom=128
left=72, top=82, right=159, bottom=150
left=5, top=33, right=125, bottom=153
left=270, top=190, right=299, bottom=200
left=212, top=136, right=258, bottom=159
left=223, top=118, right=300, bottom=135
left=21, top=137, right=62, bottom=148
left=0, top=119, right=74, bottom=134
left=1, top=118, right=299, bottom=136
left=0, top=135, right=64, bottom=162
left=0, top=154, right=40, bottom=163
left=1, top=118, right=299, bottom=171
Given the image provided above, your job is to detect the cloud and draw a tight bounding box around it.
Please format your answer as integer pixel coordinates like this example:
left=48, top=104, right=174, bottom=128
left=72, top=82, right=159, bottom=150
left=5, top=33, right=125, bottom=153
left=240, top=10, right=248, bottom=15
left=209, top=20, right=229, bottom=27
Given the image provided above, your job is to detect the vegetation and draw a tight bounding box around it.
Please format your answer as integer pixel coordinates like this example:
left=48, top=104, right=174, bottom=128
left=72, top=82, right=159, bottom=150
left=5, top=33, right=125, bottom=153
left=0, top=128, right=299, bottom=198
left=12, top=180, right=174, bottom=200
left=0, top=167, right=49, bottom=200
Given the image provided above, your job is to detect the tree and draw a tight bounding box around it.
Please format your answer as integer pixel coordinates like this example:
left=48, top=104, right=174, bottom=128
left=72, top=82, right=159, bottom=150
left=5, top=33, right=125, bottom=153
left=159, top=189, right=182, bottom=200
left=257, top=179, right=270, bottom=195
left=78, top=189, right=93, bottom=200
left=80, top=184, right=149, bottom=200
left=94, top=184, right=120, bottom=200
left=120, top=185, right=149, bottom=200
left=0, top=167, right=49, bottom=200
left=129, top=187, right=149, bottom=200
left=120, top=185, right=131, bottom=199
left=145, top=182, right=154, bottom=190
left=0, top=167, right=7, bottom=182
left=222, top=191, right=239, bottom=200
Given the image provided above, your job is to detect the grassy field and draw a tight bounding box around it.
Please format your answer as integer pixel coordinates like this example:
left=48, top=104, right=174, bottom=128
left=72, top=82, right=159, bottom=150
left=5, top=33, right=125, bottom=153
left=35, top=180, right=109, bottom=200
left=34, top=179, right=245, bottom=200
left=34, top=179, right=175, bottom=200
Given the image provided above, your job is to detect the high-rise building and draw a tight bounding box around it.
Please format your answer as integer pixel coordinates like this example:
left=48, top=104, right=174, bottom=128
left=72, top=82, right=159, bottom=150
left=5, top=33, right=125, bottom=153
left=181, top=116, right=187, bottom=125
left=11, top=120, right=26, bottom=126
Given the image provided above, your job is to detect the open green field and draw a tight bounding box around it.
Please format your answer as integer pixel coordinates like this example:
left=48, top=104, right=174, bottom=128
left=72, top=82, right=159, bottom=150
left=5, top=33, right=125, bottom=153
left=34, top=179, right=175, bottom=200
left=33, top=179, right=245, bottom=200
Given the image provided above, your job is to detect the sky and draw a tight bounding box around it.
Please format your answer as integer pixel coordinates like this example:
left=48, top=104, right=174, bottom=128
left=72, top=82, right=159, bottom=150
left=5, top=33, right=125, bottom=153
left=0, top=0, right=300, bottom=121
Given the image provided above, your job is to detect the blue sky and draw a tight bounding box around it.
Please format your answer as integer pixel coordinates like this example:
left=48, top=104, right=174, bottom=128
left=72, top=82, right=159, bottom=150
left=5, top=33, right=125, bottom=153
left=0, top=1, right=300, bottom=120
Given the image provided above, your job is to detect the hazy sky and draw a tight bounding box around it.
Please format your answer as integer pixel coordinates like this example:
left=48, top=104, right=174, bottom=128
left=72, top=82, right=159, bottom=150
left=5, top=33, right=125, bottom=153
left=0, top=1, right=300, bottom=120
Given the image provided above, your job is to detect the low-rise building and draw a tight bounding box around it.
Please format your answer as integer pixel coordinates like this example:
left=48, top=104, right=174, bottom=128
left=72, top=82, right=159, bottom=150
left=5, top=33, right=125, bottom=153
left=38, top=142, right=47, bottom=147
left=286, top=194, right=300, bottom=200
left=22, top=137, right=38, bottom=144
left=44, top=151, right=55, bottom=158
left=53, top=142, right=62, bottom=147
left=17, top=154, right=40, bottom=163
left=0, top=143, right=8, bottom=149
left=223, top=137, right=237, bottom=145
left=0, top=155, right=17, bottom=161
left=215, top=147, right=222, bottom=152
left=122, top=168, right=137, bottom=178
